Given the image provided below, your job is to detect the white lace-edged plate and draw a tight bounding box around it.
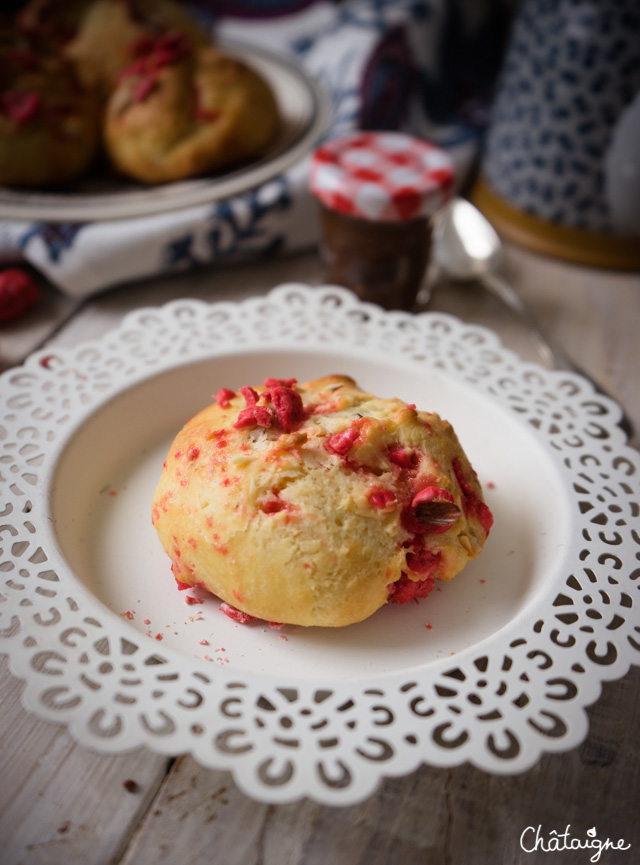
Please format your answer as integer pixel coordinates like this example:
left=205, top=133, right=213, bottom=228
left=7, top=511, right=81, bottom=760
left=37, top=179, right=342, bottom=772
left=1, top=283, right=638, bottom=806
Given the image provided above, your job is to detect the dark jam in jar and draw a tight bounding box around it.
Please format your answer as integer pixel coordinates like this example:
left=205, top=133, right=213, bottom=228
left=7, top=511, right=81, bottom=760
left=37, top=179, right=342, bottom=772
left=310, top=132, right=454, bottom=311
left=318, top=206, right=432, bottom=311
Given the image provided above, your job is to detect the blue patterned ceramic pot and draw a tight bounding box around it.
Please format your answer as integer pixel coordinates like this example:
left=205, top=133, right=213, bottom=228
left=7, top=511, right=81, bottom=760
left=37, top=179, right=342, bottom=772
left=474, top=0, right=640, bottom=268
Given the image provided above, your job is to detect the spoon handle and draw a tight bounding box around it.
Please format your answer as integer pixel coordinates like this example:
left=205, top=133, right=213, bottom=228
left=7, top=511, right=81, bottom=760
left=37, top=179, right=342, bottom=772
left=480, top=271, right=576, bottom=371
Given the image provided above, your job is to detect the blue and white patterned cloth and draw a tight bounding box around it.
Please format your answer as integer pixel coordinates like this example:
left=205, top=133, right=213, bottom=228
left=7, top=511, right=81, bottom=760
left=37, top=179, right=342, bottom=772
left=0, top=0, right=509, bottom=297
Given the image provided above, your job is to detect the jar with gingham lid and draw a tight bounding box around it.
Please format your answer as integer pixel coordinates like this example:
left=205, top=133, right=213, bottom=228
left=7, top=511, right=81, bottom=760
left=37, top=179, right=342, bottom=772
left=310, top=131, right=454, bottom=310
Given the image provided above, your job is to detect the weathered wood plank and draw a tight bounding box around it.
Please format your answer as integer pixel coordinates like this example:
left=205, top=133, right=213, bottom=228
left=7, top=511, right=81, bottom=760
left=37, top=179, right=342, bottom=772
left=502, top=241, right=640, bottom=438
left=445, top=668, right=640, bottom=865
left=0, top=276, right=81, bottom=374
left=0, top=658, right=171, bottom=865
left=116, top=668, right=640, bottom=865
left=40, top=250, right=325, bottom=352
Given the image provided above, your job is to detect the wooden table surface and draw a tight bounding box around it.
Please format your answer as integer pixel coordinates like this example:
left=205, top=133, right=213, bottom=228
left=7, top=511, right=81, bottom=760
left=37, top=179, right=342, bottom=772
left=1, top=240, right=639, bottom=865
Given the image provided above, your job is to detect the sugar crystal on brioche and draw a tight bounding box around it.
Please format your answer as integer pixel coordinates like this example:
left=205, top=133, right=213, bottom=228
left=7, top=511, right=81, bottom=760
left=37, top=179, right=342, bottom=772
left=152, top=376, right=493, bottom=627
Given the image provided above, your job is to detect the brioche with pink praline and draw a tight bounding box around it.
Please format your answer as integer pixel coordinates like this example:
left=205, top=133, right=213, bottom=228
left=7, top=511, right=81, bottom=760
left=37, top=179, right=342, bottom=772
left=152, top=376, right=493, bottom=627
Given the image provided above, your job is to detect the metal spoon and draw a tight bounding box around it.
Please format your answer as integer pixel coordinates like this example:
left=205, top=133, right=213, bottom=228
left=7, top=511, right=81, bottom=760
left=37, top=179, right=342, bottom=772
left=431, top=197, right=632, bottom=435
left=432, top=197, right=574, bottom=369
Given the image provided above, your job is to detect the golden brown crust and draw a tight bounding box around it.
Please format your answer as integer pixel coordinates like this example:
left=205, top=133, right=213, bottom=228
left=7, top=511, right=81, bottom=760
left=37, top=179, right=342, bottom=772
left=0, top=28, right=99, bottom=187
left=63, top=0, right=211, bottom=95
left=152, top=376, right=493, bottom=627
left=62, top=1, right=147, bottom=94
left=1, top=0, right=278, bottom=188
left=104, top=45, right=279, bottom=184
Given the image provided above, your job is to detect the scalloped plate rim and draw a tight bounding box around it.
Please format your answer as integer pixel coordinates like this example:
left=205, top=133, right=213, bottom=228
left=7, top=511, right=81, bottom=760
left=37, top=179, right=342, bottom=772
left=1, top=283, right=638, bottom=801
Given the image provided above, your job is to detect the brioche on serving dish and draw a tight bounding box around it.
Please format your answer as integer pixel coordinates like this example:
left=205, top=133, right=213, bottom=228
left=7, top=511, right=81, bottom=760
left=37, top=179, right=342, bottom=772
left=0, top=0, right=280, bottom=188
left=104, top=40, right=279, bottom=184
left=152, top=376, right=493, bottom=628
left=0, top=26, right=100, bottom=188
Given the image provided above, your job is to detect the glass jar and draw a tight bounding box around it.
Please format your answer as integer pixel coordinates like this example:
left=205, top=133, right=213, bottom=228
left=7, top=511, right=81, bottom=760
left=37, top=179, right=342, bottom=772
left=310, top=131, right=454, bottom=310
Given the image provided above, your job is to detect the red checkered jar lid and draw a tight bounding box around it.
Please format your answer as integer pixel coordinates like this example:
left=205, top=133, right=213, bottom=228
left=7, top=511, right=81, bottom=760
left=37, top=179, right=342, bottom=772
left=310, top=131, right=455, bottom=223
